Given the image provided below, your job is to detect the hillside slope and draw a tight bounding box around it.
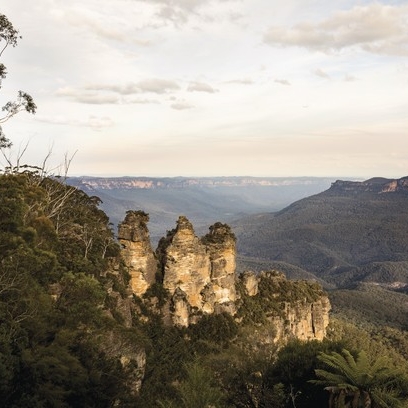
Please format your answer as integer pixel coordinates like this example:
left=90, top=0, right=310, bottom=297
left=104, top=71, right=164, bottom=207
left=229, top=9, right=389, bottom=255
left=234, top=176, right=408, bottom=287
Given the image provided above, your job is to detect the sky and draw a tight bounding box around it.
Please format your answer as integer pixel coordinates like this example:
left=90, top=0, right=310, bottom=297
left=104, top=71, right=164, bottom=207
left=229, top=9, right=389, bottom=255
left=1, top=0, right=407, bottom=178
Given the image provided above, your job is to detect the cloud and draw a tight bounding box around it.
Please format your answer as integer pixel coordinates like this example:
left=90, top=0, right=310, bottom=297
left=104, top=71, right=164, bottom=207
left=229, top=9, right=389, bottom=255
left=59, top=8, right=151, bottom=46
left=171, top=101, right=194, bottom=110
left=57, top=79, right=180, bottom=104
left=314, top=68, right=330, bottom=79
left=137, top=0, right=239, bottom=25
left=274, top=79, right=291, bottom=86
left=76, top=94, right=120, bottom=105
left=88, top=115, right=114, bottom=131
left=35, top=114, right=114, bottom=131
left=187, top=81, right=218, bottom=93
left=127, top=98, right=160, bottom=104
left=56, top=87, right=120, bottom=104
left=224, top=78, right=254, bottom=85
left=84, top=79, right=180, bottom=95
left=263, top=4, right=408, bottom=56
left=137, top=78, right=180, bottom=94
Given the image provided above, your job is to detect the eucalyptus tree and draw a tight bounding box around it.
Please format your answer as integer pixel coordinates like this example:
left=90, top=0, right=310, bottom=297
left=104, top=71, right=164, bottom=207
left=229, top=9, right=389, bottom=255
left=0, top=13, right=36, bottom=149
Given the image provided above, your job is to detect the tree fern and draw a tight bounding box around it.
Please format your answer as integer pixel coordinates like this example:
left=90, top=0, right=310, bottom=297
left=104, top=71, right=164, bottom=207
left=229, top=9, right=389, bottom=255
left=311, top=348, right=408, bottom=408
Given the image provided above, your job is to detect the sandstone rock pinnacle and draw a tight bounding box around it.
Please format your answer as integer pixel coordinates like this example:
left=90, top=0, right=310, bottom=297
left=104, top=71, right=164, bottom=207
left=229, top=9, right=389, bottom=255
left=118, top=211, right=157, bottom=297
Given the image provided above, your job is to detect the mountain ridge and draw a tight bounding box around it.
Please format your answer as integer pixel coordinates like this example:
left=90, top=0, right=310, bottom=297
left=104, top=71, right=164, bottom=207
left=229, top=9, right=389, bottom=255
left=234, top=176, right=408, bottom=288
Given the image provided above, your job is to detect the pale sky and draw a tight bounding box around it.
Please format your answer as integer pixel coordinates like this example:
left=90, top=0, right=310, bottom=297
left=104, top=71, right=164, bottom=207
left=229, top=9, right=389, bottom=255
left=1, top=0, right=408, bottom=178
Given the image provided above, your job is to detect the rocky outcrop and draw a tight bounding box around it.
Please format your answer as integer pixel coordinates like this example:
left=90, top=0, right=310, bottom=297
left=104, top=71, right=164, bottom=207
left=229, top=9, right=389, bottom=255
left=202, top=222, right=237, bottom=315
left=118, top=213, right=330, bottom=338
left=160, top=216, right=211, bottom=310
left=239, top=271, right=331, bottom=343
left=156, top=217, right=238, bottom=326
left=240, top=270, right=259, bottom=296
left=118, top=211, right=157, bottom=297
left=272, top=297, right=331, bottom=341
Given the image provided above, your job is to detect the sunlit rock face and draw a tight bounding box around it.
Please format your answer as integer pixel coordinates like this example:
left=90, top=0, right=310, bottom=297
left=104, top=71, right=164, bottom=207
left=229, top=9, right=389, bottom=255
left=203, top=222, right=237, bottom=314
left=155, top=217, right=239, bottom=326
left=240, top=271, right=259, bottom=297
left=160, top=216, right=211, bottom=312
left=240, top=271, right=331, bottom=343
left=118, top=211, right=157, bottom=297
left=272, top=297, right=331, bottom=342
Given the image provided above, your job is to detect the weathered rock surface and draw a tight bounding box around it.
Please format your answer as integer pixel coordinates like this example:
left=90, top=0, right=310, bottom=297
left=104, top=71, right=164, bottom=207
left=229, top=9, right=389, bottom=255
left=118, top=211, right=157, bottom=297
left=203, top=222, right=237, bottom=314
left=118, top=213, right=331, bottom=340
left=272, top=297, right=331, bottom=341
left=156, top=217, right=238, bottom=326
left=160, top=216, right=211, bottom=310
left=240, top=271, right=331, bottom=343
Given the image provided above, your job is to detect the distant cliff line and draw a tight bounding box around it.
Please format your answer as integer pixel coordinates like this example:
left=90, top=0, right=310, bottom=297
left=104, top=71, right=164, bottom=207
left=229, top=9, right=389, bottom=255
left=67, top=176, right=341, bottom=190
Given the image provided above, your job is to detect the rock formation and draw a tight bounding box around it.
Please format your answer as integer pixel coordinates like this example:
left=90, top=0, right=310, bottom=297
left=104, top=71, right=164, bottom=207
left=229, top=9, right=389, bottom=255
left=119, top=213, right=330, bottom=341
left=159, top=216, right=211, bottom=310
left=239, top=271, right=331, bottom=343
left=156, top=216, right=238, bottom=326
left=118, top=211, right=157, bottom=297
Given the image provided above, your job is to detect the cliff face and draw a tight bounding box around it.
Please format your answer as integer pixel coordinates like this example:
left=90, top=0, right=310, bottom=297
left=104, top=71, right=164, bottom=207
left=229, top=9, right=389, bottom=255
left=203, top=222, right=237, bottom=314
left=272, top=298, right=331, bottom=341
left=156, top=217, right=237, bottom=326
left=161, top=216, right=211, bottom=308
left=329, top=176, right=408, bottom=195
left=238, top=271, right=331, bottom=343
left=118, top=211, right=157, bottom=297
left=119, top=213, right=330, bottom=341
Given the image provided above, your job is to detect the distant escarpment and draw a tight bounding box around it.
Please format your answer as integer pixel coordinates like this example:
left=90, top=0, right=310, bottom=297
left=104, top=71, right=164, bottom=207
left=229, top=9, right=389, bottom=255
left=328, top=176, right=408, bottom=195
left=234, top=176, right=408, bottom=288
left=118, top=211, right=330, bottom=343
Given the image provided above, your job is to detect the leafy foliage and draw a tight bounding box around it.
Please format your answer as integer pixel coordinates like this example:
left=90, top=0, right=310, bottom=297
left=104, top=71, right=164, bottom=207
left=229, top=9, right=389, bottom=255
left=0, top=173, right=144, bottom=406
left=312, top=348, right=408, bottom=407
left=0, top=14, right=36, bottom=148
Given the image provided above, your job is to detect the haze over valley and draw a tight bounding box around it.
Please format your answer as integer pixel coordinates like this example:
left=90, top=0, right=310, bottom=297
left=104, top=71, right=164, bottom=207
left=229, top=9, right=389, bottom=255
left=67, top=176, right=339, bottom=243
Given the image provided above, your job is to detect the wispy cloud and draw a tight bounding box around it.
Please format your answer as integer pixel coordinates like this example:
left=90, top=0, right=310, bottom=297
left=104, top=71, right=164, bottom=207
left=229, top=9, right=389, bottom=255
left=85, top=79, right=180, bottom=95
left=56, top=79, right=181, bottom=105
left=224, top=78, right=254, bottom=85
left=137, top=0, right=240, bottom=25
left=36, top=114, right=114, bottom=131
left=263, top=4, right=408, bottom=56
left=274, top=79, right=291, bottom=86
left=187, top=81, right=218, bottom=93
left=314, top=68, right=330, bottom=79
left=171, top=101, right=194, bottom=110
left=58, top=8, right=152, bottom=46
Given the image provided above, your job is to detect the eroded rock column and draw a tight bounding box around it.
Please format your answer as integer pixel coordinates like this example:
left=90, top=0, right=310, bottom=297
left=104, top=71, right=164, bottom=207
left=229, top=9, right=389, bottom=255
left=118, top=211, right=157, bottom=297
left=203, top=222, right=237, bottom=314
left=160, top=216, right=211, bottom=308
